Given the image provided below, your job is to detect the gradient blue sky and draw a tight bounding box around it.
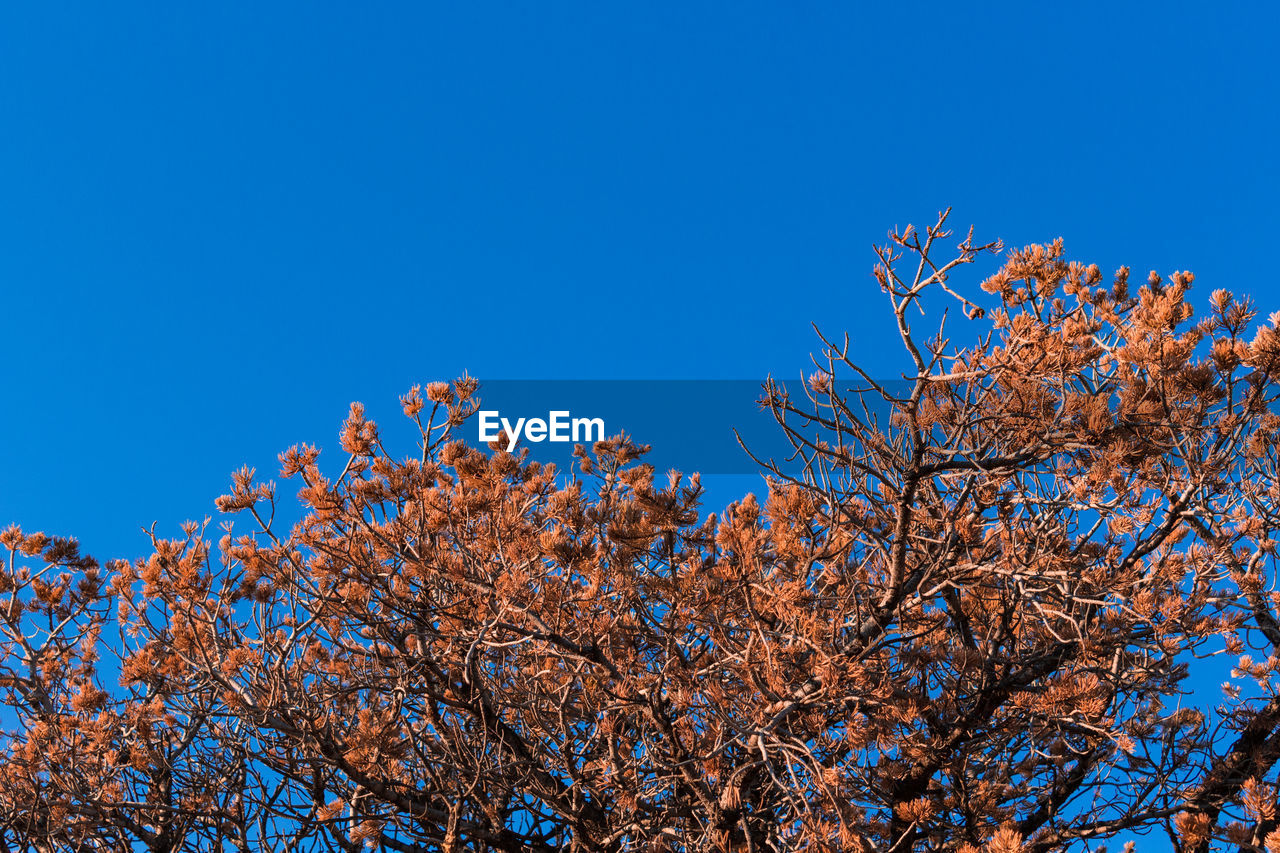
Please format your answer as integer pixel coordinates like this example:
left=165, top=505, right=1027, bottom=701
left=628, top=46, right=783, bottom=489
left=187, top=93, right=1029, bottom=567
left=1, top=3, right=1277, bottom=560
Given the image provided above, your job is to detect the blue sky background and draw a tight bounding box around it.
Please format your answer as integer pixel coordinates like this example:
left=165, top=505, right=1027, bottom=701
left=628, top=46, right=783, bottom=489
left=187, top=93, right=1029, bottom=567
left=1, top=2, right=1277, bottom=563
left=0, top=6, right=1275, bottom=847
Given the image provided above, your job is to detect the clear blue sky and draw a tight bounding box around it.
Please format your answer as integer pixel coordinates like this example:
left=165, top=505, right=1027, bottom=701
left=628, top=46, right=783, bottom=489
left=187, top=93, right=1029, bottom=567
left=1, top=3, right=1278, bottom=561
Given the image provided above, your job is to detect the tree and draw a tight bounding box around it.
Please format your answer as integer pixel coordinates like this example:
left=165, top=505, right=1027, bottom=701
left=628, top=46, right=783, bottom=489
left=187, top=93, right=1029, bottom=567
left=6, top=210, right=1280, bottom=853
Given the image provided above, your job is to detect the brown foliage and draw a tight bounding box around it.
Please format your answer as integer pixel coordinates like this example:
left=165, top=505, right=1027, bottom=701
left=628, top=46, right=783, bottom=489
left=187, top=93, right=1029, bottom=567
left=6, top=211, right=1280, bottom=852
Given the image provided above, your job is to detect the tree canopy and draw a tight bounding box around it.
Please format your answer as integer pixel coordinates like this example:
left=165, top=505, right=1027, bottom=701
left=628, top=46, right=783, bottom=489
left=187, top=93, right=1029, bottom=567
left=7, top=212, right=1280, bottom=853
